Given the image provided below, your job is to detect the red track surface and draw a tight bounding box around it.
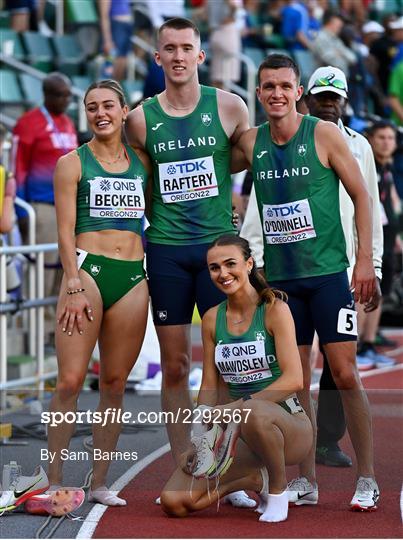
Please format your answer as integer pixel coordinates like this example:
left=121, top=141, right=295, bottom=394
left=94, top=335, right=403, bottom=539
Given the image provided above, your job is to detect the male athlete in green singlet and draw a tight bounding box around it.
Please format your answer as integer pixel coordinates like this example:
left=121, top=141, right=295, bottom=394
left=233, top=54, right=379, bottom=511
left=125, top=18, right=251, bottom=504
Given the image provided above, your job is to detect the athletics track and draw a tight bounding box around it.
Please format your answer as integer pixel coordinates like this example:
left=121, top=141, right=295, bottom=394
left=81, top=332, right=403, bottom=539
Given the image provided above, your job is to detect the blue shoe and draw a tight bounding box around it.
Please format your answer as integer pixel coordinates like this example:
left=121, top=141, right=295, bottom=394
left=356, top=352, right=375, bottom=371
left=364, top=349, right=396, bottom=369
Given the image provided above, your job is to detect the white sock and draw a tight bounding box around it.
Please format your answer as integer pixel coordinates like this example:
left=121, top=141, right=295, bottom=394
left=224, top=490, right=256, bottom=508
left=255, top=468, right=269, bottom=514
left=259, top=490, right=288, bottom=523
left=88, top=486, right=127, bottom=506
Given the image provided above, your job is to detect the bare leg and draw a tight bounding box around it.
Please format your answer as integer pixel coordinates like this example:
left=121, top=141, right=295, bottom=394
left=161, top=402, right=312, bottom=519
left=323, top=341, right=374, bottom=478
left=296, top=344, right=317, bottom=483
left=156, top=324, right=193, bottom=465
left=91, top=280, right=149, bottom=490
left=47, top=273, right=102, bottom=485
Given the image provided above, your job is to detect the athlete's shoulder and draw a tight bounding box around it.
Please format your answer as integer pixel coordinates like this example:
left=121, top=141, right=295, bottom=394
left=216, top=87, right=248, bottom=113
left=126, top=102, right=147, bottom=147
left=239, top=126, right=258, bottom=150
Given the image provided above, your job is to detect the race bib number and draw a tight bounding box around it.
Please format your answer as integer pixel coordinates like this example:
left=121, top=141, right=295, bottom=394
left=337, top=308, right=358, bottom=336
left=159, top=156, right=219, bottom=203
left=89, top=176, right=145, bottom=219
left=215, top=340, right=274, bottom=385
left=262, top=198, right=316, bottom=245
left=76, top=248, right=87, bottom=269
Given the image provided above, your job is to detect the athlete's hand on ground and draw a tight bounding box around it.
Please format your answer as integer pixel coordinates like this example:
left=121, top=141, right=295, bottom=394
left=350, top=257, right=377, bottom=305
left=363, top=278, right=382, bottom=313
left=57, top=293, right=93, bottom=336
left=180, top=446, right=197, bottom=475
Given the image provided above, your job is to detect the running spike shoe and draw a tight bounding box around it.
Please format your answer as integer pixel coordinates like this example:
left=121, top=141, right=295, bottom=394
left=191, top=423, right=224, bottom=478
left=350, top=476, right=379, bottom=511
left=208, top=422, right=240, bottom=478
left=0, top=466, right=49, bottom=511
left=25, top=487, right=85, bottom=516
left=287, top=476, right=319, bottom=505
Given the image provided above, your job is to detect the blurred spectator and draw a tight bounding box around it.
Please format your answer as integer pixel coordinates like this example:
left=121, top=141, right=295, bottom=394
left=0, top=124, right=16, bottom=235
left=360, top=20, right=386, bottom=115
left=281, top=0, right=312, bottom=51
left=389, top=60, right=403, bottom=127
left=339, top=0, right=366, bottom=26
left=12, top=73, right=77, bottom=345
left=311, top=9, right=357, bottom=73
left=241, top=0, right=265, bottom=50
left=389, top=16, right=403, bottom=67
left=98, top=0, right=134, bottom=81
left=208, top=0, right=242, bottom=89
left=359, top=121, right=402, bottom=361
left=370, top=14, right=400, bottom=96
left=147, top=0, right=185, bottom=29
left=4, top=0, right=50, bottom=34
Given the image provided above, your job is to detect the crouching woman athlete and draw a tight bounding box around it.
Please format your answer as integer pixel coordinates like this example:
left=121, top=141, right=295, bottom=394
left=47, top=80, right=150, bottom=506
left=161, top=234, right=312, bottom=522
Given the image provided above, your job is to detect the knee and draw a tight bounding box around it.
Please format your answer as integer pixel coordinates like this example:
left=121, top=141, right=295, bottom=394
left=160, top=490, right=189, bottom=517
left=332, top=365, right=360, bottom=390
left=162, top=353, right=190, bottom=385
left=99, top=377, right=126, bottom=399
left=56, top=375, right=84, bottom=400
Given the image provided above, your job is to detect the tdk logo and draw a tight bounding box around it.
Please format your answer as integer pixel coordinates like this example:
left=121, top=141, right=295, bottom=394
left=267, top=203, right=301, bottom=217
left=168, top=160, right=207, bottom=175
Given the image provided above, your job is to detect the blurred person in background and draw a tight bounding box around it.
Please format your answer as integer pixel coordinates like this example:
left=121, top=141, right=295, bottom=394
left=359, top=121, right=402, bottom=363
left=208, top=0, right=243, bottom=89
left=370, top=14, right=401, bottom=98
left=98, top=0, right=134, bottom=81
left=0, top=124, right=16, bottom=235
left=13, top=73, right=78, bottom=347
left=311, top=8, right=357, bottom=74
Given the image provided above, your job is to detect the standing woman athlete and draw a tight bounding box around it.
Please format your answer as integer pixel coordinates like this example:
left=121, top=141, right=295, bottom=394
left=161, top=234, right=312, bottom=522
left=47, top=80, right=150, bottom=506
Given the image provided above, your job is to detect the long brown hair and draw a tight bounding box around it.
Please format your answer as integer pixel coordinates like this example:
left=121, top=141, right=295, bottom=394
left=208, top=234, right=287, bottom=309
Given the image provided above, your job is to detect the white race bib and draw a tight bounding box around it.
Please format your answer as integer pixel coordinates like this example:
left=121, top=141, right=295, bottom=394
left=262, top=198, right=316, bottom=245
left=89, top=176, right=145, bottom=219
left=337, top=308, right=358, bottom=336
left=215, top=340, right=274, bottom=385
left=159, top=156, right=218, bottom=203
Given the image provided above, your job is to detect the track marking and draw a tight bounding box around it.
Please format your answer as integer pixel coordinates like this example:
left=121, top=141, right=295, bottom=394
left=76, top=443, right=170, bottom=539
left=78, top=360, right=403, bottom=538
left=311, top=364, right=403, bottom=391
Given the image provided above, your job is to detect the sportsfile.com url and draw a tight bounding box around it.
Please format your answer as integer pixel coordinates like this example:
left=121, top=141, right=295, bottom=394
left=41, top=408, right=250, bottom=427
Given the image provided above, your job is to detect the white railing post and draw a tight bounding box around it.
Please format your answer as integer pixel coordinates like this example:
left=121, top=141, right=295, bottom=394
left=0, top=252, right=7, bottom=410
left=36, top=250, right=45, bottom=396
left=15, top=198, right=36, bottom=357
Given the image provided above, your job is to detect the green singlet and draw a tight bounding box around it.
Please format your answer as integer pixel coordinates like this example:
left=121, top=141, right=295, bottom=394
left=75, top=143, right=147, bottom=236
left=143, top=85, right=235, bottom=245
left=252, top=115, right=348, bottom=281
left=215, top=301, right=281, bottom=399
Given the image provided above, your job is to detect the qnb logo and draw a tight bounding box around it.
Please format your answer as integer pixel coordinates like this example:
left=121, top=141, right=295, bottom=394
left=100, top=179, right=111, bottom=191
left=270, top=203, right=301, bottom=217
left=222, top=346, right=231, bottom=359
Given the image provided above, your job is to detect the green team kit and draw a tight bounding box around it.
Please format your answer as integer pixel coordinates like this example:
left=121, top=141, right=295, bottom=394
left=143, top=85, right=235, bottom=245
left=75, top=143, right=147, bottom=309
left=215, top=301, right=303, bottom=414
left=252, top=115, right=348, bottom=281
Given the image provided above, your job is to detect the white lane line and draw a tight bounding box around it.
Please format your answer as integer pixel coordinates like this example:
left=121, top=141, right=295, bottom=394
left=311, top=364, right=403, bottom=391
left=76, top=443, right=170, bottom=539
left=77, top=362, right=403, bottom=537
left=400, top=482, right=403, bottom=523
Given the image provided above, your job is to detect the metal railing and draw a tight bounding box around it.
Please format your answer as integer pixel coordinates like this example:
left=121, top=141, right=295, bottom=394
left=0, top=53, right=87, bottom=132
left=0, top=241, right=58, bottom=410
